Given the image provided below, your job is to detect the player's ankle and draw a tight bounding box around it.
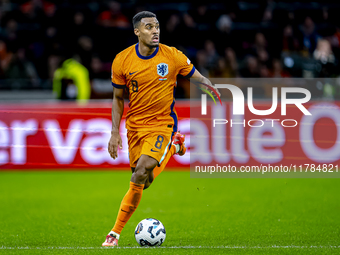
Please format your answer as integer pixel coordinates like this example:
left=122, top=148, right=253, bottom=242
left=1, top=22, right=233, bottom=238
left=109, top=231, right=120, bottom=240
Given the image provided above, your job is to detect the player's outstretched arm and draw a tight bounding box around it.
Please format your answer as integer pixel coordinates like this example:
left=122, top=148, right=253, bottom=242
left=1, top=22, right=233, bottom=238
left=190, top=69, right=221, bottom=97
left=108, top=87, right=124, bottom=159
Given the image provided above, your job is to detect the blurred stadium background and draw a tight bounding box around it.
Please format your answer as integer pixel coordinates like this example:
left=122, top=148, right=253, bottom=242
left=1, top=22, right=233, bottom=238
left=0, top=0, right=340, bottom=100
left=1, top=1, right=340, bottom=253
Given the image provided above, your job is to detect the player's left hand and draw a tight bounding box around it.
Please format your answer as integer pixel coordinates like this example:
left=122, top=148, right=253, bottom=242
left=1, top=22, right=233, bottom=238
left=208, top=84, right=221, bottom=100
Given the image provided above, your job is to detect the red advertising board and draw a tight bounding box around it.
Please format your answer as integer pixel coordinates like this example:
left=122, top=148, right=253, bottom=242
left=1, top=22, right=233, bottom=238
left=0, top=101, right=189, bottom=169
left=0, top=101, right=339, bottom=170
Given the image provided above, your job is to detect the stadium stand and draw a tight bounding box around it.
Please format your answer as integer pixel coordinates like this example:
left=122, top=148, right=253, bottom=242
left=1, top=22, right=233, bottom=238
left=0, top=0, right=339, bottom=100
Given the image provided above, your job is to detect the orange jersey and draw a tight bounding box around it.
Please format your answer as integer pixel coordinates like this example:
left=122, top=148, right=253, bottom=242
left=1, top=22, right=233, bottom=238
left=111, top=43, right=195, bottom=132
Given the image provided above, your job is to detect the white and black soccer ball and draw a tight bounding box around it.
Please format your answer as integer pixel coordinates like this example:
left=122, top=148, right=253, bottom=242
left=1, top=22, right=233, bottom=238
left=134, top=218, right=166, bottom=247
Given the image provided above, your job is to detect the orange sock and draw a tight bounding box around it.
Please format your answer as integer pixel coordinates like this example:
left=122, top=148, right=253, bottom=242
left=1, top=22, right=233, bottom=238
left=112, top=182, right=144, bottom=234
left=153, top=144, right=177, bottom=179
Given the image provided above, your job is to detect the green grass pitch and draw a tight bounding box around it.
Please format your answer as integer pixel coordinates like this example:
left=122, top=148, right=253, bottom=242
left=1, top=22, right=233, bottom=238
left=0, top=170, right=339, bottom=254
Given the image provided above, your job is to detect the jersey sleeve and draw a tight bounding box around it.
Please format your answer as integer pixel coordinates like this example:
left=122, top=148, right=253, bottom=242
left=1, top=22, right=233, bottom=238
left=111, top=55, right=126, bottom=89
left=175, top=49, right=195, bottom=78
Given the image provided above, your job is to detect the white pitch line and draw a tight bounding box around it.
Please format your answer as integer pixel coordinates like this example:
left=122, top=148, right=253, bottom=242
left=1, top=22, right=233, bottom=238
left=0, top=245, right=339, bottom=250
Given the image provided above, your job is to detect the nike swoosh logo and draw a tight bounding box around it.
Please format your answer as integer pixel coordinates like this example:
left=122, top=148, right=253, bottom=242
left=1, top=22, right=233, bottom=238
left=129, top=71, right=138, bottom=75
left=151, top=149, right=159, bottom=152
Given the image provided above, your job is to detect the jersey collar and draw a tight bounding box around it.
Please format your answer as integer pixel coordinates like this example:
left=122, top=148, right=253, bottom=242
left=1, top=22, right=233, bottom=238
left=135, top=43, right=159, bottom=60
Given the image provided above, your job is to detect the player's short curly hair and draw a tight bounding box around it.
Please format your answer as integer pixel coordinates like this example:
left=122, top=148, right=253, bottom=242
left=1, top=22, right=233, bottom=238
left=133, top=11, right=157, bottom=28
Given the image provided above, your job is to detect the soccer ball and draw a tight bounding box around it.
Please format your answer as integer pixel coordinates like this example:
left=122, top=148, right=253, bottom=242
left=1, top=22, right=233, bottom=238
left=134, top=218, right=166, bottom=247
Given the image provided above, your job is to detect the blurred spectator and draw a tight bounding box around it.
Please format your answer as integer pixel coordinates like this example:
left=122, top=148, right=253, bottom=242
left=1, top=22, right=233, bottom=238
left=71, top=12, right=89, bottom=40
left=300, top=16, right=319, bottom=54
left=210, top=57, right=229, bottom=78
left=195, top=50, right=209, bottom=78
left=0, top=39, right=12, bottom=78
left=257, top=48, right=270, bottom=66
left=0, top=1, right=339, bottom=95
left=97, top=1, right=130, bottom=28
left=4, top=47, right=39, bottom=87
left=166, top=14, right=180, bottom=34
left=216, top=14, right=232, bottom=34
left=53, top=57, right=91, bottom=101
left=209, top=47, right=239, bottom=78
left=259, top=64, right=270, bottom=78
left=240, top=56, right=260, bottom=78
left=76, top=36, right=94, bottom=70
left=42, top=1, right=56, bottom=18
left=1, top=18, right=19, bottom=47
left=262, top=9, right=273, bottom=24
left=90, top=55, right=110, bottom=80
left=262, top=0, right=275, bottom=23
left=19, top=0, right=45, bottom=24
left=282, top=25, right=300, bottom=52
left=162, top=14, right=181, bottom=47
left=0, top=0, right=12, bottom=12
left=48, top=53, right=60, bottom=79
left=224, top=47, right=239, bottom=77
left=253, top=33, right=268, bottom=53
left=90, top=55, right=112, bottom=99
left=204, top=40, right=219, bottom=71
left=313, top=39, right=337, bottom=77
left=332, top=27, right=340, bottom=47
left=180, top=13, right=198, bottom=49
left=313, top=39, right=335, bottom=64
left=270, top=59, right=291, bottom=78
left=215, top=14, right=233, bottom=53
left=183, top=12, right=196, bottom=29
left=189, top=4, right=210, bottom=31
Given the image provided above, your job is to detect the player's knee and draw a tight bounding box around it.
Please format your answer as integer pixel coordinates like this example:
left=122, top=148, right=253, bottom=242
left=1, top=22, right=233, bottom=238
left=132, top=166, right=148, bottom=184
left=132, top=156, right=157, bottom=184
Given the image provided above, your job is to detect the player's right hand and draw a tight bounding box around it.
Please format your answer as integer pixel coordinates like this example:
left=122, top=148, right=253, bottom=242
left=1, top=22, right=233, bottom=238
left=108, top=131, right=123, bottom=159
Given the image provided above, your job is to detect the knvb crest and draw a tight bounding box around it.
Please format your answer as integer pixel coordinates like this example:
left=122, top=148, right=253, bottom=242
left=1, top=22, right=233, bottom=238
left=157, top=63, right=168, bottom=77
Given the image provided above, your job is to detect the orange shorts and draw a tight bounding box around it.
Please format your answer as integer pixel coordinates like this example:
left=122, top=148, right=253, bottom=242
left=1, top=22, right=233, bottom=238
left=127, top=129, right=174, bottom=168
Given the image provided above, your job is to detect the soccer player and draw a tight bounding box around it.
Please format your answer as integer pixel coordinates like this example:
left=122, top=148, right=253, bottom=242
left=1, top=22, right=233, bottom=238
left=102, top=11, right=216, bottom=247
